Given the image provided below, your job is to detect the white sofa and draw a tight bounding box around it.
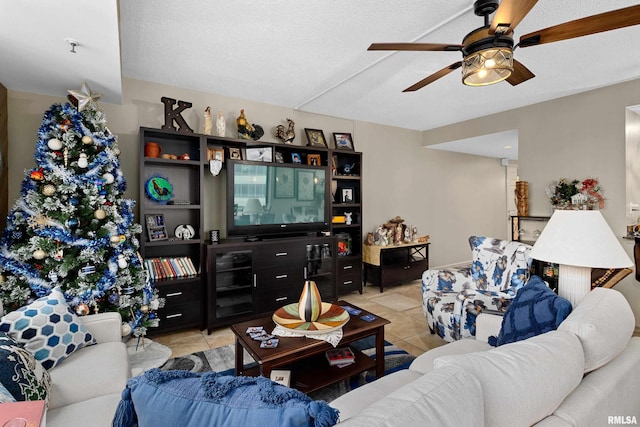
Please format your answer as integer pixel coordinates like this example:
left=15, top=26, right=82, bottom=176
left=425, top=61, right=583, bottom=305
left=44, top=312, right=131, bottom=427
left=331, top=288, right=640, bottom=427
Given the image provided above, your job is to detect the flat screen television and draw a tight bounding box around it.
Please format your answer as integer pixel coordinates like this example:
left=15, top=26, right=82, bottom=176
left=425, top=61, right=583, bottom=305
left=226, top=160, right=329, bottom=239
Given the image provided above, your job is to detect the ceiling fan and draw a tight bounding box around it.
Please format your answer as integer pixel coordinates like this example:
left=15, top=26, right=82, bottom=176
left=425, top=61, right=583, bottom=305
left=368, top=0, right=640, bottom=91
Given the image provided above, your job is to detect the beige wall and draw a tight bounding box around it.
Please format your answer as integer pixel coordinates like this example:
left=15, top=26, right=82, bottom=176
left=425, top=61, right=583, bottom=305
left=423, top=78, right=640, bottom=327
left=7, top=78, right=506, bottom=272
left=7, top=78, right=640, bottom=328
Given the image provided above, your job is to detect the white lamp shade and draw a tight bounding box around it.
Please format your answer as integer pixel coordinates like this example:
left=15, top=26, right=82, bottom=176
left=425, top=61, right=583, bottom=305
left=243, top=198, right=263, bottom=215
left=530, top=210, right=632, bottom=268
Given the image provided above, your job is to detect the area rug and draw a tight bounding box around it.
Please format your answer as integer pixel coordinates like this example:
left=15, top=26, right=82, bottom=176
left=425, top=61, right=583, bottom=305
left=159, top=336, right=415, bottom=402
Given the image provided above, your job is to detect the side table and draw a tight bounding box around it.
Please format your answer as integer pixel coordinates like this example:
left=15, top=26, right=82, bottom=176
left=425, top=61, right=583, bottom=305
left=363, top=242, right=429, bottom=292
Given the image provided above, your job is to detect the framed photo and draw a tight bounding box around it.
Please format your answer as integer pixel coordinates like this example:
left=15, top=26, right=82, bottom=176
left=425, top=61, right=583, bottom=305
left=297, top=170, right=315, bottom=201
left=341, top=187, right=354, bottom=203
left=274, top=151, right=284, bottom=163
left=304, top=128, right=328, bottom=148
left=291, top=152, right=302, bottom=164
left=274, top=167, right=295, bottom=198
left=307, top=154, right=321, bottom=166
left=246, top=147, right=273, bottom=162
left=228, top=147, right=242, bottom=160
left=145, top=214, right=168, bottom=241
left=206, top=147, right=225, bottom=162
left=333, top=132, right=354, bottom=150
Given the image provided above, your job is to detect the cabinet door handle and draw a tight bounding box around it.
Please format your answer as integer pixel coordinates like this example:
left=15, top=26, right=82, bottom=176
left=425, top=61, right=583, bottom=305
left=165, top=292, right=183, bottom=297
left=343, top=280, right=353, bottom=285
left=275, top=252, right=288, bottom=257
left=275, top=297, right=288, bottom=302
left=275, top=274, right=288, bottom=279
left=343, top=265, right=353, bottom=270
left=165, top=313, right=183, bottom=319
left=253, top=274, right=257, bottom=288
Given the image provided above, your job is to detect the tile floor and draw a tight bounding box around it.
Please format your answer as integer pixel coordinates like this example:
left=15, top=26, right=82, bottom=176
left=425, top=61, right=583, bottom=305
left=152, top=279, right=447, bottom=359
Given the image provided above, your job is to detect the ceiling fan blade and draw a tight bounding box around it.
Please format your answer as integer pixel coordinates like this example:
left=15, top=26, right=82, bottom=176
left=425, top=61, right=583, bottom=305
left=403, top=62, right=462, bottom=92
left=506, top=60, right=535, bottom=86
left=519, top=5, right=640, bottom=47
left=490, top=0, right=539, bottom=35
left=368, top=43, right=462, bottom=52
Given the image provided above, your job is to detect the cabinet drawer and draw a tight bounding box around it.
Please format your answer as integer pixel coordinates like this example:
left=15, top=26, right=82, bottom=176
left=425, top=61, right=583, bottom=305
left=406, top=259, right=429, bottom=280
left=257, top=286, right=300, bottom=312
left=155, top=281, right=201, bottom=304
left=157, top=301, right=202, bottom=329
left=256, top=266, right=304, bottom=288
left=254, top=244, right=305, bottom=269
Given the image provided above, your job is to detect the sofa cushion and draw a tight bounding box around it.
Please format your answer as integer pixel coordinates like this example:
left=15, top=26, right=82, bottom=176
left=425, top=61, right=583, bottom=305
left=112, top=369, right=339, bottom=427
left=0, top=331, right=51, bottom=402
left=48, top=341, right=129, bottom=409
left=0, top=287, right=96, bottom=369
left=330, top=369, right=423, bottom=421
left=434, top=330, right=584, bottom=427
left=558, top=287, right=634, bottom=373
left=0, top=382, right=16, bottom=403
left=409, top=338, right=492, bottom=375
left=46, top=393, right=123, bottom=427
left=494, top=276, right=572, bottom=346
left=337, top=365, right=484, bottom=427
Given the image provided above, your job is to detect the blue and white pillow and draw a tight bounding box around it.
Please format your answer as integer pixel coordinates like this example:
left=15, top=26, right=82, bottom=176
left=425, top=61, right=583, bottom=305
left=0, top=331, right=51, bottom=402
left=0, top=287, right=95, bottom=369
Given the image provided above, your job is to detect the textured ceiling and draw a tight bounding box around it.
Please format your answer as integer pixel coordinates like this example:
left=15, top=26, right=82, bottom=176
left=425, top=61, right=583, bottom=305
left=2, top=1, right=640, bottom=152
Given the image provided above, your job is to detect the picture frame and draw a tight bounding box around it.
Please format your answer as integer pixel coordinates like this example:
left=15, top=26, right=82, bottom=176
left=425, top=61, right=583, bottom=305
left=304, top=128, right=328, bottom=148
left=246, top=146, right=273, bottom=162
left=228, top=147, right=242, bottom=160
left=274, top=151, right=284, bottom=163
left=307, top=154, right=321, bottom=166
left=297, top=170, right=315, bottom=201
left=145, top=214, right=168, bottom=241
left=291, top=152, right=302, bottom=164
left=341, top=187, right=354, bottom=203
left=333, top=132, right=355, bottom=150
left=206, top=147, right=225, bottom=162
left=274, top=167, right=295, bottom=198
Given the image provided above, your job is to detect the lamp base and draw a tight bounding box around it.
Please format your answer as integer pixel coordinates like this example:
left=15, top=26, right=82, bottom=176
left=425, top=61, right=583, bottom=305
left=557, top=264, right=591, bottom=306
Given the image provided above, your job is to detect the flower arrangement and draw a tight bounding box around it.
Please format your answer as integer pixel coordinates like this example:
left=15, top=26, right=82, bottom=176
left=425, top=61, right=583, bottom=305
left=546, top=178, right=605, bottom=209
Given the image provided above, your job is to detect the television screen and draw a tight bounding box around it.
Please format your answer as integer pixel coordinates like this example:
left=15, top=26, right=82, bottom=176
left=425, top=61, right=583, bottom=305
left=227, top=161, right=329, bottom=238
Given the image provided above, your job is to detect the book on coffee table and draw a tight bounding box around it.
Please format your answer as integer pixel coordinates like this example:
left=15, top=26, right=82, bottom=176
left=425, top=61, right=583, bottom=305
left=326, top=347, right=355, bottom=366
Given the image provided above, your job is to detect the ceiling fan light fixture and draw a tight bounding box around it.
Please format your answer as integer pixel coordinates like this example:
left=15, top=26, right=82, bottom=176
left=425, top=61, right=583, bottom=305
left=462, top=47, right=513, bottom=86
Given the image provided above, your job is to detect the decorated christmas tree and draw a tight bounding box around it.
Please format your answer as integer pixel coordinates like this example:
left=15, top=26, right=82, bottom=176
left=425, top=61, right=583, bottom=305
left=0, top=82, right=162, bottom=337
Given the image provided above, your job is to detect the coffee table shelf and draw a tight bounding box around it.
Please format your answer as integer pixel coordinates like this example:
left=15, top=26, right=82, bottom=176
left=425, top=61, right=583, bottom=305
left=240, top=347, right=375, bottom=393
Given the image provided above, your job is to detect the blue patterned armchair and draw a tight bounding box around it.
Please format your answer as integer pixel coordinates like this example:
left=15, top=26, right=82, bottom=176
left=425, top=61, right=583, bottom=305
left=421, top=236, right=532, bottom=342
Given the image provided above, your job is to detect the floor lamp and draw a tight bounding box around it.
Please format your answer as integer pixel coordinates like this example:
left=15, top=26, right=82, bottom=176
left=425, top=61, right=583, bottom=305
left=529, top=210, right=632, bottom=306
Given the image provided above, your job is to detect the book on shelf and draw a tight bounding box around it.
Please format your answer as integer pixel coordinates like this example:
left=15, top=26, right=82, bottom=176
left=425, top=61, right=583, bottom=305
left=144, top=256, right=198, bottom=280
left=325, top=347, right=355, bottom=366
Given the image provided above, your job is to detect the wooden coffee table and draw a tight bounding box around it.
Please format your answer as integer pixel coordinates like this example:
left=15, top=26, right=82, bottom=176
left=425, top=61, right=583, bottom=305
left=230, top=301, right=390, bottom=393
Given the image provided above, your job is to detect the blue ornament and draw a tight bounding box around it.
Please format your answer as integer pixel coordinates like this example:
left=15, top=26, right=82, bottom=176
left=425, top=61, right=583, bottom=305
left=11, top=231, right=22, bottom=240
left=108, top=293, right=120, bottom=304
left=70, top=198, right=79, bottom=206
left=67, top=218, right=79, bottom=227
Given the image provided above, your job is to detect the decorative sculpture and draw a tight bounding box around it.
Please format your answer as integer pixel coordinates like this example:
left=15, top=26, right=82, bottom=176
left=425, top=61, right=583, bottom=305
left=203, top=106, right=213, bottom=135
left=275, top=118, right=296, bottom=144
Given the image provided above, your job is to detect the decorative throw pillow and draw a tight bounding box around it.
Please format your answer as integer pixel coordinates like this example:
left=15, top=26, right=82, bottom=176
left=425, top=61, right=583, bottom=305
left=0, top=381, right=17, bottom=403
left=0, top=331, right=51, bottom=402
left=112, top=369, right=339, bottom=427
left=0, top=287, right=96, bottom=369
left=492, top=275, right=572, bottom=346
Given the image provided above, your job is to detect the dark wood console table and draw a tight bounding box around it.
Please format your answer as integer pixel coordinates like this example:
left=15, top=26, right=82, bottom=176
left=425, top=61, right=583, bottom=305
left=362, top=242, right=429, bottom=292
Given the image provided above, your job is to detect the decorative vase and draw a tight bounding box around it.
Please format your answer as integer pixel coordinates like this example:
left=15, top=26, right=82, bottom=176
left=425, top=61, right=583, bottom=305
left=298, top=280, right=322, bottom=322
left=515, top=181, right=529, bottom=216
left=144, top=142, right=161, bottom=158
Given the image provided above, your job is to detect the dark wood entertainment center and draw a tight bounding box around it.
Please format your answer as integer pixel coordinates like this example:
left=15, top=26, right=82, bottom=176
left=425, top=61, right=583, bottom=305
left=139, top=127, right=363, bottom=333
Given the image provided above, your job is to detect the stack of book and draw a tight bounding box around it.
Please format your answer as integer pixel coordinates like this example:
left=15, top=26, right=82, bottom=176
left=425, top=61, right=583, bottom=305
left=325, top=347, right=355, bottom=368
left=144, top=256, right=197, bottom=281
